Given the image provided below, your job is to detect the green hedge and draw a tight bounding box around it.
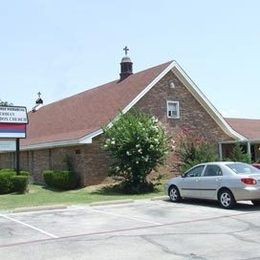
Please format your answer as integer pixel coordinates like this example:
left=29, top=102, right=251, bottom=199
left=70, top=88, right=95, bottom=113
left=0, top=171, right=16, bottom=194
left=0, top=169, right=29, bottom=176
left=11, top=176, right=29, bottom=193
left=0, top=168, right=15, bottom=173
left=18, top=171, right=30, bottom=177
left=43, top=170, right=78, bottom=190
left=0, top=170, right=29, bottom=194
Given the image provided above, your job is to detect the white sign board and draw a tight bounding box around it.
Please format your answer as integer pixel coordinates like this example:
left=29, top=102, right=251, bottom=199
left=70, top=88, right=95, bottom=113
left=0, top=140, right=16, bottom=151
left=0, top=106, right=28, bottom=124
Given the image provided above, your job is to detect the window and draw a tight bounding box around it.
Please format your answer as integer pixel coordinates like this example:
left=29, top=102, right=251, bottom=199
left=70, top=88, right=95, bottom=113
left=75, top=149, right=81, bottom=155
left=226, top=163, right=260, bottom=174
left=185, top=165, right=205, bottom=177
left=167, top=101, right=180, bottom=119
left=203, top=165, right=222, bottom=177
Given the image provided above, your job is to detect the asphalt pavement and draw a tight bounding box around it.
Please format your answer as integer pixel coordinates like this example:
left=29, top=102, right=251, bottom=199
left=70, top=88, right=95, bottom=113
left=0, top=199, right=260, bottom=260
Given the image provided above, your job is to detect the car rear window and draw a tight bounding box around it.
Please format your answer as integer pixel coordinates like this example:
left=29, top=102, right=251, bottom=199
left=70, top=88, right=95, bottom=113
left=226, top=163, right=260, bottom=174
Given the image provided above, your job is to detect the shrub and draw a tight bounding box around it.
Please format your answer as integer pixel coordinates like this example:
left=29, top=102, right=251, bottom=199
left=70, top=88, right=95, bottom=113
left=0, top=171, right=16, bottom=194
left=175, top=128, right=218, bottom=172
left=0, top=170, right=30, bottom=194
left=11, top=176, right=29, bottom=193
left=43, top=170, right=55, bottom=186
left=18, top=171, right=30, bottom=177
left=103, top=110, right=169, bottom=194
left=43, top=170, right=78, bottom=190
left=0, top=168, right=15, bottom=173
left=224, top=143, right=251, bottom=163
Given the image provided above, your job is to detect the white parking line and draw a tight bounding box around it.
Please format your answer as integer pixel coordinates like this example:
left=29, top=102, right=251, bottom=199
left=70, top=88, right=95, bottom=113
left=88, top=207, right=162, bottom=225
left=0, top=214, right=58, bottom=239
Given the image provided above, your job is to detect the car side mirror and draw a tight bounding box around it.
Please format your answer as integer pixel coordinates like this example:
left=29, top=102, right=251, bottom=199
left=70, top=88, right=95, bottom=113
left=181, top=173, right=185, bottom=178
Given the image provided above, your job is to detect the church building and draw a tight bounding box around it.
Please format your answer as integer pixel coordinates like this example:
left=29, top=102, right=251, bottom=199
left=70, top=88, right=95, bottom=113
left=1, top=49, right=260, bottom=186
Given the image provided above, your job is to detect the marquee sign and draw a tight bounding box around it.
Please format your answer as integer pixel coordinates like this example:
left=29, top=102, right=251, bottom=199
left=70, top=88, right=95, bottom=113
left=0, top=106, right=28, bottom=124
left=0, top=123, right=26, bottom=138
left=0, top=106, right=28, bottom=139
left=0, top=106, right=28, bottom=173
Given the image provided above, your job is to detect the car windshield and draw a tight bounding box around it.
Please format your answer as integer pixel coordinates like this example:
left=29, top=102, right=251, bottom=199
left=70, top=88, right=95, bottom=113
left=226, top=163, right=260, bottom=174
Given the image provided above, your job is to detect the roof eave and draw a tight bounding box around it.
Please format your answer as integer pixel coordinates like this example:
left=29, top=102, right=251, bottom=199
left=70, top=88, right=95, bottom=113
left=21, top=136, right=93, bottom=151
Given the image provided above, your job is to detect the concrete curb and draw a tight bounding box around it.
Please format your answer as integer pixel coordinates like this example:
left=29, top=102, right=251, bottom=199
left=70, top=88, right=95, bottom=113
left=89, top=199, right=134, bottom=207
left=10, top=204, right=68, bottom=213
left=3, top=196, right=168, bottom=213
left=150, top=196, right=168, bottom=201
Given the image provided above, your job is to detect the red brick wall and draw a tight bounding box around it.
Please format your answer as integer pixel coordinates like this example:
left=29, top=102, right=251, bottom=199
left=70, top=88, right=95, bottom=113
left=0, top=152, right=15, bottom=169
left=135, top=71, right=231, bottom=143
left=134, top=71, right=233, bottom=177
left=0, top=140, right=109, bottom=186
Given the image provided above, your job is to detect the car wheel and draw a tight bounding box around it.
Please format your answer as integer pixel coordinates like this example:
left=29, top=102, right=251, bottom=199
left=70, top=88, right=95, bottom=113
left=218, top=189, right=236, bottom=209
left=251, top=200, right=260, bottom=206
left=169, top=185, right=181, bottom=202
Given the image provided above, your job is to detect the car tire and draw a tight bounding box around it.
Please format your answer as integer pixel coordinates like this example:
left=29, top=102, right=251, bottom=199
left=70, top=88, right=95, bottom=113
left=251, top=200, right=260, bottom=206
left=218, top=189, right=236, bottom=209
left=169, top=185, right=182, bottom=202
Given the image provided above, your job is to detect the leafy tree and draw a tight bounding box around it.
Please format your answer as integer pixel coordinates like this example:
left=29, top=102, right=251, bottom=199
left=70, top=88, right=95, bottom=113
left=0, top=99, right=12, bottom=106
left=175, top=128, right=218, bottom=172
left=103, top=110, right=169, bottom=193
left=225, top=143, right=251, bottom=163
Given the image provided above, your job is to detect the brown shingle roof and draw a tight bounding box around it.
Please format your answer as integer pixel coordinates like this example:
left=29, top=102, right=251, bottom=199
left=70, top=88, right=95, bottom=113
left=21, top=61, right=172, bottom=147
left=225, top=118, right=260, bottom=140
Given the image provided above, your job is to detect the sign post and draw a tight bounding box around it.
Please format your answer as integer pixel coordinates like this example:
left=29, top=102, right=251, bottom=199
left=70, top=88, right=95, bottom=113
left=16, top=138, right=20, bottom=174
left=0, top=106, right=28, bottom=174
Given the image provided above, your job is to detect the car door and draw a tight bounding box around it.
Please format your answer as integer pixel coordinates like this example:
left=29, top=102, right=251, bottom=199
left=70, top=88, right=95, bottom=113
left=180, top=165, right=205, bottom=198
left=199, top=164, right=223, bottom=199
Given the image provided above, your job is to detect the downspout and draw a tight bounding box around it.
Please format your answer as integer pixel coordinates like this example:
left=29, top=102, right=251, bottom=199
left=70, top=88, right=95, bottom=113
left=247, top=141, right=252, bottom=162
left=218, top=142, right=223, bottom=161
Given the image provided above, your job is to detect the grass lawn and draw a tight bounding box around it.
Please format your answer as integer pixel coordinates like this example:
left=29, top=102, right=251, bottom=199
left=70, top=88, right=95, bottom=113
left=0, top=184, right=165, bottom=210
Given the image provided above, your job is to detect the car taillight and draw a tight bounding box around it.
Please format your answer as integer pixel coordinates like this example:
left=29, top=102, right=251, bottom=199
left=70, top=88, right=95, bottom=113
left=241, top=178, right=257, bottom=185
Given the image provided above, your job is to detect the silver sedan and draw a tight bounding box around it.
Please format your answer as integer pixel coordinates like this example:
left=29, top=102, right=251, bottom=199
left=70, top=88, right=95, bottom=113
left=165, top=162, right=260, bottom=209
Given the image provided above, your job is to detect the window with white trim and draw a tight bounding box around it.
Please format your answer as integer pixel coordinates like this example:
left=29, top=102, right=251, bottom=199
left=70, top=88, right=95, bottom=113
left=167, top=101, right=180, bottom=119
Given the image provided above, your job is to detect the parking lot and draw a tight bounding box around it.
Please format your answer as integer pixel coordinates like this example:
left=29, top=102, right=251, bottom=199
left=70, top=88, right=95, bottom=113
left=0, top=199, right=260, bottom=260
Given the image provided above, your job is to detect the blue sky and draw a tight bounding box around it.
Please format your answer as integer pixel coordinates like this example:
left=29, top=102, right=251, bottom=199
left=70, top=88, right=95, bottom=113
left=0, top=0, right=259, bottom=118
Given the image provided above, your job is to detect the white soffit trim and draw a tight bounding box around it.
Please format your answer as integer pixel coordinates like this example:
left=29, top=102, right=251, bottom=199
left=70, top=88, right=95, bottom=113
left=220, top=139, right=260, bottom=144
left=21, top=138, right=92, bottom=151
left=172, top=63, right=247, bottom=141
left=21, top=128, right=100, bottom=151
left=79, top=128, right=103, bottom=143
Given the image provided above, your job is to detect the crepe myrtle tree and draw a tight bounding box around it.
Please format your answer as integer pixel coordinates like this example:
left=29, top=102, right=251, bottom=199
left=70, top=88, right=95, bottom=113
left=103, top=110, right=169, bottom=193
